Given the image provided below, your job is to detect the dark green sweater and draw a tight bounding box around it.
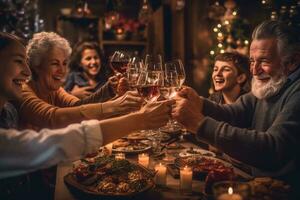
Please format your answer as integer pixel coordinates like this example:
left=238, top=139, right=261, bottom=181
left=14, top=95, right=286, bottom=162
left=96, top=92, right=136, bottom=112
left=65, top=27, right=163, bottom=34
left=198, top=75, right=300, bottom=187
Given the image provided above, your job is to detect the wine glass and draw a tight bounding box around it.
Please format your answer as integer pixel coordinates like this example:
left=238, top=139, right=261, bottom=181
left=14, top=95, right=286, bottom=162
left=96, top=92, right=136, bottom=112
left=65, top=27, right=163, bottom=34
left=144, top=54, right=163, bottom=72
left=165, top=59, right=185, bottom=89
left=110, top=51, right=130, bottom=75
left=137, top=70, right=163, bottom=103
left=127, top=57, right=144, bottom=90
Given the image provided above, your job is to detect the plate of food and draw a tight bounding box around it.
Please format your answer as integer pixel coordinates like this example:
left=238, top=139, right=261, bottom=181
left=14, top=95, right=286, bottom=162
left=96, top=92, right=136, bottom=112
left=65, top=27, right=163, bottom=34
left=112, top=139, right=152, bottom=154
left=178, top=147, right=216, bottom=158
left=124, top=132, right=148, bottom=140
left=64, top=156, right=155, bottom=197
left=248, top=177, right=291, bottom=200
left=175, top=156, right=233, bottom=178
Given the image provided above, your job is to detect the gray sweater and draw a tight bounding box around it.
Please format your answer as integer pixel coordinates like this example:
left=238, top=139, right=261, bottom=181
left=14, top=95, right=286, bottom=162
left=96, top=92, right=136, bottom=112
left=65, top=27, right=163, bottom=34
left=198, top=75, right=300, bottom=185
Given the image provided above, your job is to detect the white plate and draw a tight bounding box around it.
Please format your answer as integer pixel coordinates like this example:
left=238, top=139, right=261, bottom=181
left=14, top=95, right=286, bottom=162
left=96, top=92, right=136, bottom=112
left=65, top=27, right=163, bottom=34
left=178, top=148, right=216, bottom=158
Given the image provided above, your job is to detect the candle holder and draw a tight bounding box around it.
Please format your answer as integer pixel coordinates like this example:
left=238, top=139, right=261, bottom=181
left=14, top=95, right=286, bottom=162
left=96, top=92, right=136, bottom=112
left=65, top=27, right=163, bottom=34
left=180, top=166, right=193, bottom=193
left=213, top=181, right=251, bottom=200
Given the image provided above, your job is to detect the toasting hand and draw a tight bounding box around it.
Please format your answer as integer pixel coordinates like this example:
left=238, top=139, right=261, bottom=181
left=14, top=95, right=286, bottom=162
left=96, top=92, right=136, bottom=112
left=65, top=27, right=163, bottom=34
left=172, top=87, right=204, bottom=134
left=70, top=85, right=94, bottom=99
left=138, top=99, right=175, bottom=130
left=103, top=91, right=143, bottom=115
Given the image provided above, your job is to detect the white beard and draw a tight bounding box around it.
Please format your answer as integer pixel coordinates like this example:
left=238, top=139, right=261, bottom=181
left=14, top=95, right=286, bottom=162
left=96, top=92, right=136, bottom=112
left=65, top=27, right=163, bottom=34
left=251, top=72, right=287, bottom=99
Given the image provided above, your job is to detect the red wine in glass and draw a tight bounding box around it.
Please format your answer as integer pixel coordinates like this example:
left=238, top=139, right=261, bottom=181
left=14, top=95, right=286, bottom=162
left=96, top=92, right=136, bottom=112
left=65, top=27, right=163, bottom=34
left=110, top=61, right=128, bottom=74
left=137, top=85, right=159, bottom=102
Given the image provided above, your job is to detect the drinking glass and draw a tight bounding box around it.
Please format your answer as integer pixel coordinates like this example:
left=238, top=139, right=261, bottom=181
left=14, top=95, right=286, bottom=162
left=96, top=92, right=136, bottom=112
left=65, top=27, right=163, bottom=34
left=136, top=70, right=163, bottom=103
left=144, top=54, right=163, bottom=72
left=110, top=51, right=130, bottom=75
left=127, top=57, right=144, bottom=90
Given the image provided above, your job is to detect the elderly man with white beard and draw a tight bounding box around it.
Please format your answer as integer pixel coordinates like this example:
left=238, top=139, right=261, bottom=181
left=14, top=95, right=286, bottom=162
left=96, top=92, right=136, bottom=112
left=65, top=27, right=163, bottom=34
left=172, top=20, right=300, bottom=197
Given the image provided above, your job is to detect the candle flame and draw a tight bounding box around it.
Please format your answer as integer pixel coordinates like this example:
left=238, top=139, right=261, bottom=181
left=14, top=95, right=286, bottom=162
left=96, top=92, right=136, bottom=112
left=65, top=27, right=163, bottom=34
left=228, top=187, right=233, bottom=195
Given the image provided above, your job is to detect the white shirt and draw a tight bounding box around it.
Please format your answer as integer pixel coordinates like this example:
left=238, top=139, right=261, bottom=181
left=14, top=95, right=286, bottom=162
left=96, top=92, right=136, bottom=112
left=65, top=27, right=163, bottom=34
left=0, top=120, right=102, bottom=179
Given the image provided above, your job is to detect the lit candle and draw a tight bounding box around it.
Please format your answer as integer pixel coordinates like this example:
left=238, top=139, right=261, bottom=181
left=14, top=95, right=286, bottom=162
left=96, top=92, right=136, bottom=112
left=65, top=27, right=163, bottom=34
left=115, top=153, right=125, bottom=160
left=218, top=187, right=243, bottom=200
left=154, top=163, right=167, bottom=186
left=180, top=166, right=193, bottom=191
left=105, top=143, right=113, bottom=155
left=138, top=153, right=149, bottom=167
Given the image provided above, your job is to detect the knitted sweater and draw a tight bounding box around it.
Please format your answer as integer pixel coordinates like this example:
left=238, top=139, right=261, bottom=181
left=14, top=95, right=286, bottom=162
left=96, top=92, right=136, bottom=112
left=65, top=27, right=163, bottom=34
left=198, top=75, right=300, bottom=186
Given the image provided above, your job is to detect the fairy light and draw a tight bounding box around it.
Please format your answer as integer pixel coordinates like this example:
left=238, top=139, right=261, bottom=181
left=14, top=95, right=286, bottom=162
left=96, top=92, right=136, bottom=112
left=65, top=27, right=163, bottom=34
left=213, top=28, right=218, bottom=32
left=232, top=11, right=237, bottom=16
left=217, top=24, right=222, bottom=28
left=217, top=32, right=223, bottom=37
left=220, top=49, right=225, bottom=53
left=261, top=0, right=266, bottom=4
left=244, top=40, right=249, bottom=45
left=218, top=43, right=223, bottom=48
left=210, top=50, right=215, bottom=55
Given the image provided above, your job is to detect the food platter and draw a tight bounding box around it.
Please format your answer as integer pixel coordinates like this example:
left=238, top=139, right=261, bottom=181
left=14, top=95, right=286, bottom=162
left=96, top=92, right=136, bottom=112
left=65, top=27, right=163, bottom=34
left=112, top=139, right=152, bottom=154
left=64, top=155, right=155, bottom=197
left=175, top=156, right=252, bottom=180
left=178, top=148, right=216, bottom=158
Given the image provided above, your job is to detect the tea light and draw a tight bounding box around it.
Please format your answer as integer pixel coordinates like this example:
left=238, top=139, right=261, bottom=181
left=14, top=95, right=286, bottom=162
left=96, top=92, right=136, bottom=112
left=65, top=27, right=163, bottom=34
left=154, top=163, right=167, bottom=186
left=105, top=143, right=113, bottom=155
left=180, top=166, right=193, bottom=191
left=115, top=153, right=125, bottom=160
left=218, top=187, right=243, bottom=200
left=138, top=153, right=149, bottom=167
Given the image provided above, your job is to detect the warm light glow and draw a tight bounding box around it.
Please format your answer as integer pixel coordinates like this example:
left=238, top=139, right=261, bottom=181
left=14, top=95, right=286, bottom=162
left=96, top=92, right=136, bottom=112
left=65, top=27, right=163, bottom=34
left=228, top=187, right=233, bottom=195
left=232, top=11, right=237, bottom=16
left=218, top=43, right=223, bottom=48
left=244, top=40, right=249, bottom=45
left=224, top=20, right=230, bottom=25
left=213, top=28, right=218, bottom=32
left=220, top=49, right=225, bottom=53
left=217, top=24, right=222, bottom=28
left=210, top=50, right=215, bottom=55
left=217, top=32, right=223, bottom=37
left=261, top=0, right=266, bottom=4
left=116, top=28, right=123, bottom=34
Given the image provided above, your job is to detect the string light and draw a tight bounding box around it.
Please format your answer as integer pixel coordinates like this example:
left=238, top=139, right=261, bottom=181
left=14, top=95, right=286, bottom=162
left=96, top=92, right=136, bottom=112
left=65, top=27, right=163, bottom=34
left=244, top=40, right=249, bottom=45
left=217, top=24, right=222, bottom=28
left=217, top=32, right=223, bottom=37
left=261, top=0, right=266, bottom=4
left=220, top=49, right=225, bottom=53
left=224, top=20, right=230, bottom=25
left=213, top=28, right=218, bottom=32
left=218, top=43, right=223, bottom=48
left=232, top=11, right=237, bottom=16
left=210, top=50, right=215, bottom=55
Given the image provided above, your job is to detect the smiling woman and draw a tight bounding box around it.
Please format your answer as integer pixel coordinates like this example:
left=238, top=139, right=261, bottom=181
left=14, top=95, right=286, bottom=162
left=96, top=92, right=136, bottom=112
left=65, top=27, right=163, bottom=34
left=0, top=32, right=31, bottom=129
left=64, top=42, right=109, bottom=99
left=15, top=32, right=142, bottom=131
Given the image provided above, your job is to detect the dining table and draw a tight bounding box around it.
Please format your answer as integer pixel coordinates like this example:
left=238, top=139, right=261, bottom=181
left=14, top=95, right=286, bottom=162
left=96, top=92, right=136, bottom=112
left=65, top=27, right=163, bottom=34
left=54, top=131, right=251, bottom=200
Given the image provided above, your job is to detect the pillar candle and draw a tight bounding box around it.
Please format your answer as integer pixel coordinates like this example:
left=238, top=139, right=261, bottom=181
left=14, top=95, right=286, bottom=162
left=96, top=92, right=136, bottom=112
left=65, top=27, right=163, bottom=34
left=154, top=163, right=167, bottom=186
left=217, top=187, right=243, bottom=200
left=180, top=166, right=193, bottom=191
left=138, top=153, right=149, bottom=167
